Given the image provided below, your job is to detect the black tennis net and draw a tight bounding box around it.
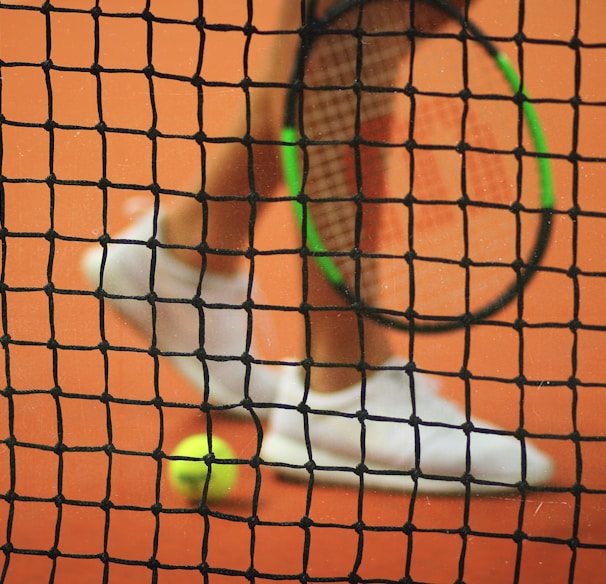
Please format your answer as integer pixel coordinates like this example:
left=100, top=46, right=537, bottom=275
left=1, top=1, right=605, bottom=582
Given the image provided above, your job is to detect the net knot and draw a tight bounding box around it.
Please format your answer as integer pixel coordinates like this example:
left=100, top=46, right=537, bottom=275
left=459, top=88, right=472, bottom=101
left=100, top=498, right=114, bottom=512
left=43, top=119, right=58, bottom=131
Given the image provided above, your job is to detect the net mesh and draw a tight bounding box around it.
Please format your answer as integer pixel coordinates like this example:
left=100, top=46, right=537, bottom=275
left=1, top=0, right=606, bottom=582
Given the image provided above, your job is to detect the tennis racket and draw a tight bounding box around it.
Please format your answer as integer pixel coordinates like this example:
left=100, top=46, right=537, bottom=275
left=281, top=0, right=554, bottom=333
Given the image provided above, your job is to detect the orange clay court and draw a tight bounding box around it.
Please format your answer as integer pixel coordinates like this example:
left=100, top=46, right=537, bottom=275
left=0, top=1, right=606, bottom=583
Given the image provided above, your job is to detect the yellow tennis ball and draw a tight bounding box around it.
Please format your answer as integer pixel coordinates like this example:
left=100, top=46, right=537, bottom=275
left=168, top=433, right=238, bottom=503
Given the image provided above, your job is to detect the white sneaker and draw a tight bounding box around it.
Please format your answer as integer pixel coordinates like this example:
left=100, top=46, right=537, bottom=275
left=81, top=211, right=278, bottom=417
left=261, top=358, right=554, bottom=495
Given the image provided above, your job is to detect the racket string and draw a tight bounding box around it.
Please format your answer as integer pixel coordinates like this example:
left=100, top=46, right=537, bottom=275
left=295, top=0, right=544, bottom=322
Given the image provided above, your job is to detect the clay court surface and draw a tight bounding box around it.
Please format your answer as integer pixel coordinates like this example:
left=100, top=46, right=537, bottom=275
left=1, top=0, right=605, bottom=582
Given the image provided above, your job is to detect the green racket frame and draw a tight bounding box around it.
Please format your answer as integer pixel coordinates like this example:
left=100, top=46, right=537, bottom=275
left=280, top=0, right=554, bottom=332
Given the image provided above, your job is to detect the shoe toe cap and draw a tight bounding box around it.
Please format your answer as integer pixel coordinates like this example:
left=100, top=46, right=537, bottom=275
left=469, top=433, right=554, bottom=488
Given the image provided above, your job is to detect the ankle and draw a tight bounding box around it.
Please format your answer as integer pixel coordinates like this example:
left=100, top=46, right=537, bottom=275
left=162, top=214, right=244, bottom=275
left=308, top=366, right=362, bottom=394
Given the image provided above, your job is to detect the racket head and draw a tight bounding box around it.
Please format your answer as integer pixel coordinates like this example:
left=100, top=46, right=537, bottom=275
left=281, top=0, right=554, bottom=332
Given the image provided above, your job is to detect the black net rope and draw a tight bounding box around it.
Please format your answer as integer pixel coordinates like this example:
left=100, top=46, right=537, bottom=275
left=0, top=1, right=605, bottom=583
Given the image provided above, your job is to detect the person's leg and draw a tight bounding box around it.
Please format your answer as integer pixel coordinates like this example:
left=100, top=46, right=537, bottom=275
left=142, top=0, right=389, bottom=397
left=304, top=272, right=391, bottom=393
left=82, top=2, right=299, bottom=416
left=82, top=0, right=554, bottom=493
left=264, top=269, right=555, bottom=494
left=258, top=0, right=555, bottom=494
left=162, top=71, right=287, bottom=275
left=163, top=1, right=301, bottom=274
